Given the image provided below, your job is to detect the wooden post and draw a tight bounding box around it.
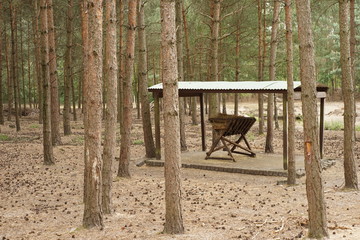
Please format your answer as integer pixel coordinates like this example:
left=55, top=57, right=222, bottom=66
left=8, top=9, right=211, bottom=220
left=283, top=93, right=288, bottom=170
left=200, top=93, right=206, bottom=151
left=154, top=93, right=161, bottom=159
left=319, top=97, right=325, bottom=159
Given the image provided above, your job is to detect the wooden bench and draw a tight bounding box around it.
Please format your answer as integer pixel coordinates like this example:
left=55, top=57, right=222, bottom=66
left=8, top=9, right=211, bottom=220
left=206, top=115, right=256, bottom=162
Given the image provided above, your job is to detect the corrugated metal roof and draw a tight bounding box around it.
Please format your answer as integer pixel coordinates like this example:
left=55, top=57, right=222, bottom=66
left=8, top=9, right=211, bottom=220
left=148, top=81, right=302, bottom=91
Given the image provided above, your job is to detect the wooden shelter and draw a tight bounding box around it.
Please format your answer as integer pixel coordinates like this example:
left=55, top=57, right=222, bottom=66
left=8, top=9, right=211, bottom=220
left=148, top=81, right=328, bottom=170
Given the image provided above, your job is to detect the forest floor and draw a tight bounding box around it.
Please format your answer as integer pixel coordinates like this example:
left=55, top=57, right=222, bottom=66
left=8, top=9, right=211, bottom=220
left=1, top=101, right=360, bottom=240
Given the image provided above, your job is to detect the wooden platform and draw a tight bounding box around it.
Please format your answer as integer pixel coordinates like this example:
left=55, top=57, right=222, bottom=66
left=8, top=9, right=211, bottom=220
left=145, top=151, right=307, bottom=177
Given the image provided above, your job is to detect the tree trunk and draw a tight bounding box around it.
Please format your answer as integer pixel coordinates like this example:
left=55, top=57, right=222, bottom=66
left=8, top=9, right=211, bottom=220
left=138, top=0, right=156, bottom=158
left=10, top=3, right=20, bottom=131
left=82, top=0, right=104, bottom=229
left=338, top=0, right=358, bottom=190
left=257, top=0, right=264, bottom=134
left=181, top=1, right=197, bottom=125
left=40, top=0, right=54, bottom=165
left=161, top=0, right=184, bottom=234
left=63, top=0, right=73, bottom=135
left=209, top=0, right=220, bottom=118
left=285, top=0, right=296, bottom=185
left=295, top=0, right=328, bottom=238
left=33, top=0, right=43, bottom=123
left=5, top=25, right=13, bottom=122
left=118, top=0, right=137, bottom=178
left=20, top=16, right=26, bottom=112
left=102, top=0, right=118, bottom=214
left=117, top=0, right=124, bottom=124
left=46, top=0, right=61, bottom=145
left=27, top=21, right=32, bottom=109
left=71, top=71, right=77, bottom=121
left=176, top=0, right=188, bottom=151
left=234, top=24, right=240, bottom=116
left=0, top=1, right=4, bottom=125
left=265, top=0, right=280, bottom=153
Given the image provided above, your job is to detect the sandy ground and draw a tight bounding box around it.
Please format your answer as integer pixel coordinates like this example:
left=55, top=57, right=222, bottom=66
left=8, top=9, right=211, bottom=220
left=1, top=101, right=360, bottom=240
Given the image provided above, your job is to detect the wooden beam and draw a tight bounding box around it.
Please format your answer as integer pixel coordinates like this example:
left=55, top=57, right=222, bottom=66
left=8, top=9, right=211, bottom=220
left=154, top=93, right=161, bottom=159
left=283, top=93, right=288, bottom=170
left=319, top=98, right=325, bottom=159
left=200, top=93, right=206, bottom=151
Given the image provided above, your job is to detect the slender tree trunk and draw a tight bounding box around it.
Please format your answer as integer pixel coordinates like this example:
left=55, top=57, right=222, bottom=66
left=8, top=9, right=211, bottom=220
left=176, top=0, right=188, bottom=151
left=161, top=0, right=184, bottom=234
left=209, top=0, right=220, bottom=118
left=71, top=72, right=77, bottom=120
left=349, top=0, right=356, bottom=141
left=234, top=24, right=240, bottom=116
left=10, top=3, right=20, bottom=131
left=47, top=0, right=61, bottom=145
left=295, top=0, right=328, bottom=238
left=40, top=0, right=54, bottom=165
left=265, top=0, right=280, bottom=153
left=117, top=0, right=124, bottom=124
left=118, top=0, right=137, bottom=178
left=27, top=21, right=32, bottom=109
left=339, top=0, right=358, bottom=190
left=102, top=0, right=118, bottom=214
left=257, top=0, right=264, bottom=134
left=285, top=0, right=296, bottom=185
left=34, top=0, right=43, bottom=123
left=181, top=1, right=197, bottom=125
left=5, top=26, right=13, bottom=122
left=20, top=16, right=26, bottom=112
left=138, top=0, right=156, bottom=158
left=63, top=0, right=73, bottom=135
left=82, top=0, right=104, bottom=229
left=0, top=1, right=4, bottom=125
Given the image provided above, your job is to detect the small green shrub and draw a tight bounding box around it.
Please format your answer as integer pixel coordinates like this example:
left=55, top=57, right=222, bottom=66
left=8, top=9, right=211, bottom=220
left=0, top=134, right=10, bottom=141
left=133, top=139, right=144, bottom=145
left=325, top=121, right=343, bottom=131
left=29, top=124, right=40, bottom=129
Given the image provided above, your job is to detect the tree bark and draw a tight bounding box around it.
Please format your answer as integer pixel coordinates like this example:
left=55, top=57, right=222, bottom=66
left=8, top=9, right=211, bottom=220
left=46, top=0, right=61, bottom=145
left=33, top=0, right=43, bottom=123
left=118, top=0, right=137, bottom=178
left=295, top=0, right=328, bottom=238
left=265, top=0, right=280, bottom=153
left=63, top=0, right=73, bottom=136
left=5, top=25, right=13, bottom=122
left=209, top=0, right=220, bottom=118
left=20, top=16, right=26, bottom=112
left=181, top=1, right=197, bottom=125
left=338, top=0, right=358, bottom=190
left=176, top=0, right=188, bottom=151
left=138, top=0, right=156, bottom=158
left=285, top=0, right=296, bottom=185
left=0, top=1, right=4, bottom=125
left=234, top=24, right=240, bottom=116
left=40, top=0, right=54, bottom=165
left=102, top=0, right=118, bottom=214
left=10, top=3, right=21, bottom=131
left=27, top=21, right=33, bottom=109
left=161, top=0, right=184, bottom=234
left=117, top=0, right=124, bottom=124
left=82, top=0, right=104, bottom=229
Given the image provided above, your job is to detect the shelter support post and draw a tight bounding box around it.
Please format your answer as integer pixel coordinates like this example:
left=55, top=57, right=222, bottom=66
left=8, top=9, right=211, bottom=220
left=200, top=93, right=206, bottom=151
left=154, top=93, right=161, bottom=159
left=319, top=97, right=325, bottom=159
left=283, top=93, right=288, bottom=170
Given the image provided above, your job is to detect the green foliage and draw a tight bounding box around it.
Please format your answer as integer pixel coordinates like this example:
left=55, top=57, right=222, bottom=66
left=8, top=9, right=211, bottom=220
left=0, top=134, right=11, bottom=141
left=29, top=124, right=40, bottom=129
left=133, top=139, right=144, bottom=145
left=324, top=121, right=343, bottom=131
